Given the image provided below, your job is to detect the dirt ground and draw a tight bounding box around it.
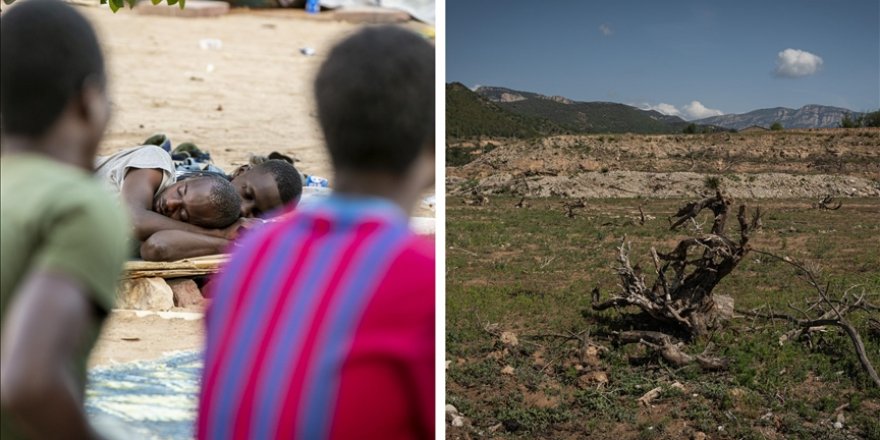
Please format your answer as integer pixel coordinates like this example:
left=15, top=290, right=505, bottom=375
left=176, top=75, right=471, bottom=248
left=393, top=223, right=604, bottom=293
left=81, top=6, right=433, bottom=366
left=89, top=311, right=204, bottom=367
left=87, top=5, right=355, bottom=177
left=448, top=130, right=880, bottom=199
left=446, top=196, right=880, bottom=439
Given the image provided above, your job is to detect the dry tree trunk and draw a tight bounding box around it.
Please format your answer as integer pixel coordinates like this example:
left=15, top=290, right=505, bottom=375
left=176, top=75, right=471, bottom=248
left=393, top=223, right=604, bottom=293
left=816, top=194, right=842, bottom=210
left=617, top=331, right=728, bottom=370
left=593, top=191, right=761, bottom=337
left=562, top=199, right=587, bottom=218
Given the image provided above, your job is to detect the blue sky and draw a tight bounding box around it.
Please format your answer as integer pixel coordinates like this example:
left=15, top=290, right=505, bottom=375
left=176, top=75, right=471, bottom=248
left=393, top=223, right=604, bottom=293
left=447, top=0, right=880, bottom=119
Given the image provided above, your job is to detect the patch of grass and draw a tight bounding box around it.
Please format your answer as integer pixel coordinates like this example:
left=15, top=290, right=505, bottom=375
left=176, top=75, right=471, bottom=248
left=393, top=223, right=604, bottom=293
left=447, top=197, right=880, bottom=438
left=703, top=175, right=722, bottom=190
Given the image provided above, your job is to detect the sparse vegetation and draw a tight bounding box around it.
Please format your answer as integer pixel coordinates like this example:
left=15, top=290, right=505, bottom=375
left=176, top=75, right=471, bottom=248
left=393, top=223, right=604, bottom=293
left=446, top=83, right=565, bottom=140
left=446, top=143, right=498, bottom=167
left=446, top=130, right=880, bottom=438
left=703, top=175, right=721, bottom=190
left=447, top=197, right=880, bottom=438
left=841, top=111, right=880, bottom=128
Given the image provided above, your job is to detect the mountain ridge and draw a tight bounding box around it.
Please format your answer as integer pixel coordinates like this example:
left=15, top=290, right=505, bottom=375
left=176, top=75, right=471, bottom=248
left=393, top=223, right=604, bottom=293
left=473, top=85, right=700, bottom=134
left=447, top=83, right=870, bottom=137
left=694, top=104, right=863, bottom=130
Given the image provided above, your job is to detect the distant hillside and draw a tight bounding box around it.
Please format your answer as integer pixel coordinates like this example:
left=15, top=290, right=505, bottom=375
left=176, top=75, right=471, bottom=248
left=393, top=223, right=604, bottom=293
left=448, top=84, right=860, bottom=137
left=446, top=83, right=565, bottom=140
left=475, top=86, right=703, bottom=134
left=694, top=105, right=862, bottom=130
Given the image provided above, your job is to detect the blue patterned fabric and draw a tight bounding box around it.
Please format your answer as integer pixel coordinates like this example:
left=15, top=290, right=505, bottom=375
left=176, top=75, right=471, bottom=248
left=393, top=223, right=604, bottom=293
left=85, top=351, right=202, bottom=440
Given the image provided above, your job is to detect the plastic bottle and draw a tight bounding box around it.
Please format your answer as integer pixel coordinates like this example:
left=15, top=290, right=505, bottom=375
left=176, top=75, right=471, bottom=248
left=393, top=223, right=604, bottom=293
left=305, top=0, right=319, bottom=14
left=304, top=175, right=329, bottom=188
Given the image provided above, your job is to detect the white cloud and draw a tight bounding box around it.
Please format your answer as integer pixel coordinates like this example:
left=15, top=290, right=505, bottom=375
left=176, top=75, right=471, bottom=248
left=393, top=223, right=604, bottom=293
left=774, top=48, right=823, bottom=78
left=681, top=100, right=724, bottom=119
left=638, top=100, right=724, bottom=120
left=599, top=24, right=613, bottom=36
left=641, top=102, right=681, bottom=117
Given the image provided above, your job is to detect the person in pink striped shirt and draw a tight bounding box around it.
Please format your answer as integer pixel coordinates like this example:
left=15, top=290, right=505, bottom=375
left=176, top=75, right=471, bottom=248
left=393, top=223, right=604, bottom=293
left=197, top=26, right=435, bottom=440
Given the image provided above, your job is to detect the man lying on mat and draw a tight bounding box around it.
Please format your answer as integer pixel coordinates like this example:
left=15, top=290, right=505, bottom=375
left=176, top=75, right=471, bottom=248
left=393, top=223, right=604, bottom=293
left=96, top=146, right=304, bottom=261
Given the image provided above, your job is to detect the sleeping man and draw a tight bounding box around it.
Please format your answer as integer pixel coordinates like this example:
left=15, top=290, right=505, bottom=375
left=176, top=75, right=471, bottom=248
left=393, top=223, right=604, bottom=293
left=95, top=145, right=244, bottom=261
left=96, top=146, right=304, bottom=261
left=183, top=158, right=303, bottom=219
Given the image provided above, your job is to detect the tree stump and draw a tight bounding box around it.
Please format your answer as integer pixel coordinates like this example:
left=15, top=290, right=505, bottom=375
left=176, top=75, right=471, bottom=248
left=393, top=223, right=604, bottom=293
left=593, top=191, right=761, bottom=338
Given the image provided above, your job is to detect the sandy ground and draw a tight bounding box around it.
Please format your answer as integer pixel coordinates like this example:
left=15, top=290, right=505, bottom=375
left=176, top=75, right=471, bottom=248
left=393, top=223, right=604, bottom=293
left=89, top=311, right=205, bottom=367
left=81, top=6, right=433, bottom=366
left=85, top=6, right=351, bottom=367
left=86, top=5, right=356, bottom=178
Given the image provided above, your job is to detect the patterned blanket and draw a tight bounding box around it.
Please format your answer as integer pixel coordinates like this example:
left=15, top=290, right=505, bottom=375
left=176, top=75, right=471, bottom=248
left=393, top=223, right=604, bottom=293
left=86, top=351, right=202, bottom=440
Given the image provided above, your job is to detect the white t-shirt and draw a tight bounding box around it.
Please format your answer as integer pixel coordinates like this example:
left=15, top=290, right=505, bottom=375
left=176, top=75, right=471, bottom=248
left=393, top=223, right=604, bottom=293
left=94, top=145, right=176, bottom=196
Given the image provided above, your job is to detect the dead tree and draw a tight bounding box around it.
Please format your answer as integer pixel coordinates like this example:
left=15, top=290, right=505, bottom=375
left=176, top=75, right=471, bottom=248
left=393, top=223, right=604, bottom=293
left=667, top=190, right=731, bottom=230
left=739, top=252, right=880, bottom=388
left=593, top=191, right=761, bottom=338
left=462, top=189, right=489, bottom=206
left=816, top=194, right=842, bottom=210
left=617, top=331, right=728, bottom=370
left=868, top=319, right=880, bottom=340
left=562, top=199, right=586, bottom=218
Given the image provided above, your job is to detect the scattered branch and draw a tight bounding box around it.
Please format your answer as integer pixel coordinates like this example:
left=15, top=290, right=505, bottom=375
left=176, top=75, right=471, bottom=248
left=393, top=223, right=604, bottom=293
left=562, top=199, right=586, bottom=218
left=742, top=251, right=880, bottom=388
left=463, top=189, right=489, bottom=206
left=815, top=195, right=842, bottom=210
left=615, top=331, right=727, bottom=370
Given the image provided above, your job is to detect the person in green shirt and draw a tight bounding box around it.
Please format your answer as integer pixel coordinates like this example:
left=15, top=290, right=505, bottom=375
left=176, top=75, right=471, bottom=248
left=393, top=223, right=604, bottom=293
left=0, top=0, right=129, bottom=438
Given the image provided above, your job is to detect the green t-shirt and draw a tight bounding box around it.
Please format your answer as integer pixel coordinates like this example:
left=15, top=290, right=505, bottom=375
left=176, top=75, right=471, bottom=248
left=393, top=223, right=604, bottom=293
left=1, top=154, right=130, bottom=439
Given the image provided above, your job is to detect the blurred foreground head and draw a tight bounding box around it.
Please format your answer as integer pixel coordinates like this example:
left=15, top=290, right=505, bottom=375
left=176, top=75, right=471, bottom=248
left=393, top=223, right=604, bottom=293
left=1, top=0, right=109, bottom=159
left=315, top=25, right=435, bottom=205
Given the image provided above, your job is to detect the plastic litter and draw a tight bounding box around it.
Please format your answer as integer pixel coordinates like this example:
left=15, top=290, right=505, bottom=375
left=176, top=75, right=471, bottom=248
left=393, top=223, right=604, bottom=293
left=304, top=175, right=329, bottom=188
left=300, top=47, right=316, bottom=56
left=305, top=0, right=319, bottom=14
left=198, top=38, right=223, bottom=50
left=422, top=195, right=436, bottom=209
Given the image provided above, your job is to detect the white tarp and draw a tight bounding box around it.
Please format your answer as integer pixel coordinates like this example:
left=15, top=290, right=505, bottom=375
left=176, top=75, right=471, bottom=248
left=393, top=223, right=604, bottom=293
left=320, top=0, right=434, bottom=24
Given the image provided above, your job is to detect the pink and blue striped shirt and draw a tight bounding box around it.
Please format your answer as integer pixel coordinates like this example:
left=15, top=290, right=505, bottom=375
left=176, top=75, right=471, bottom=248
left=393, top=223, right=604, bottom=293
left=198, top=195, right=434, bottom=440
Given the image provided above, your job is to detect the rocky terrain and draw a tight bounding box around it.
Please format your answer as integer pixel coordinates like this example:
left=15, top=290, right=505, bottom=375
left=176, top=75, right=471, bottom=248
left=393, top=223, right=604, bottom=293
left=447, top=129, right=880, bottom=199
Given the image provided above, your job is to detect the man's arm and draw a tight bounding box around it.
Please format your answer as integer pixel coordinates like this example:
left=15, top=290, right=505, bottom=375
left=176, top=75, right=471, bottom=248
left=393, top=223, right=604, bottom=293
left=140, top=229, right=231, bottom=261
left=121, top=168, right=227, bottom=241
left=0, top=272, right=103, bottom=440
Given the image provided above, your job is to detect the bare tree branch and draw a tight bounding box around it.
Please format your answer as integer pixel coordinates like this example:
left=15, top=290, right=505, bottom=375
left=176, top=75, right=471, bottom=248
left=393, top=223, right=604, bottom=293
left=743, top=251, right=880, bottom=388
left=592, top=192, right=760, bottom=337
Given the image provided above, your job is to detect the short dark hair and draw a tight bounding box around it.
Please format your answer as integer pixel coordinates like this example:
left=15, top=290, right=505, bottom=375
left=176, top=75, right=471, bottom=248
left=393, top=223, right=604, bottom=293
left=1, top=0, right=106, bottom=136
left=198, top=175, right=241, bottom=228
left=315, top=26, right=434, bottom=176
left=252, top=159, right=303, bottom=204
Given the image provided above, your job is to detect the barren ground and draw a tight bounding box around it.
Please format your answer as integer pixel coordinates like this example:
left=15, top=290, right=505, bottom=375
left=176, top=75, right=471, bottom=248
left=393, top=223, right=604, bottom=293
left=447, top=130, right=880, bottom=199
left=446, top=131, right=879, bottom=438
